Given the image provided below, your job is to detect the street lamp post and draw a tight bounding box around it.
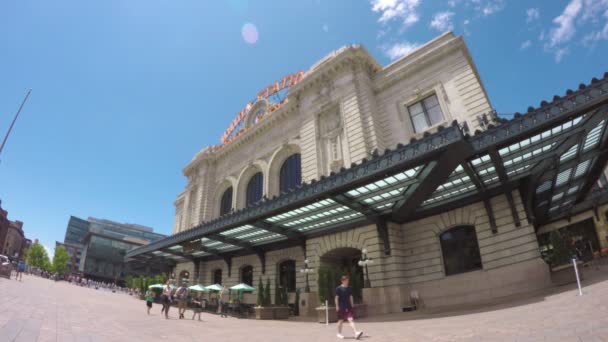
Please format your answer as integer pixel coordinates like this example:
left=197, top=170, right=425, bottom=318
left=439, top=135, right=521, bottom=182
left=300, top=259, right=313, bottom=293
left=358, top=249, right=373, bottom=288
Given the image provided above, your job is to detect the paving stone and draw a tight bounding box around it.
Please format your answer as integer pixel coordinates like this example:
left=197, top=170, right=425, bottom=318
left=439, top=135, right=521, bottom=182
left=2, top=275, right=608, bottom=341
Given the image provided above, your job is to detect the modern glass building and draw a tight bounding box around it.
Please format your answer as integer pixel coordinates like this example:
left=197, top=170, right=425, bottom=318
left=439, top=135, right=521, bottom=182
left=62, top=216, right=166, bottom=282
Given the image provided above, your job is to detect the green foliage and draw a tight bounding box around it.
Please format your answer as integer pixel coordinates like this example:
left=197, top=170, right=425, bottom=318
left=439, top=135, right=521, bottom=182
left=26, top=243, right=51, bottom=272
left=52, top=246, right=70, bottom=276
left=548, top=230, right=575, bottom=267
left=317, top=267, right=330, bottom=304
left=257, top=277, right=264, bottom=306
left=274, top=279, right=280, bottom=306
left=263, top=278, right=271, bottom=306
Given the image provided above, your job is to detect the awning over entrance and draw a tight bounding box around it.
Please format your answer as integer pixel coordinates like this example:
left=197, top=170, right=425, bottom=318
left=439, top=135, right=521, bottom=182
left=126, top=73, right=608, bottom=268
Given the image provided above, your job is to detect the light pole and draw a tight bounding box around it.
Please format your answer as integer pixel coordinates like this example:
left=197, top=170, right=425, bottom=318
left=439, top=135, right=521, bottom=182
left=0, top=89, right=31, bottom=158
left=358, top=249, right=373, bottom=288
left=300, top=259, right=313, bottom=293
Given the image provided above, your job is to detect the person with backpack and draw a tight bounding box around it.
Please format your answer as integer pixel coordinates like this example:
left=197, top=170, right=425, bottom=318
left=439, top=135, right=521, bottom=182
left=175, top=283, right=189, bottom=319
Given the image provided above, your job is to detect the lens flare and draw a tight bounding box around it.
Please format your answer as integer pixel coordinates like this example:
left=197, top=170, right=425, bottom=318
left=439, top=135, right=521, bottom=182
left=241, top=23, right=258, bottom=45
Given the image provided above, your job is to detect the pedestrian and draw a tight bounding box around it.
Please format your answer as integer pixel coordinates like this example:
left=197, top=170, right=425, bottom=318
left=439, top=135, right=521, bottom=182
left=160, top=281, right=173, bottom=319
left=145, top=286, right=155, bottom=315
left=335, top=275, right=363, bottom=340
left=176, top=283, right=189, bottom=319
left=17, top=260, right=25, bottom=281
left=218, top=286, right=227, bottom=318
left=191, top=293, right=204, bottom=321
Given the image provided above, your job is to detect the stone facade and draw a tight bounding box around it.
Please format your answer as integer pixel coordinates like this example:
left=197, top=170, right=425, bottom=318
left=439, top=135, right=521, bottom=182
left=172, top=32, right=494, bottom=234
left=0, top=201, right=26, bottom=260
left=165, top=32, right=563, bottom=314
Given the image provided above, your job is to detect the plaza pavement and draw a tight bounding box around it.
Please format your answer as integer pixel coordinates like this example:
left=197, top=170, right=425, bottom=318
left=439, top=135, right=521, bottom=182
left=1, top=269, right=608, bottom=342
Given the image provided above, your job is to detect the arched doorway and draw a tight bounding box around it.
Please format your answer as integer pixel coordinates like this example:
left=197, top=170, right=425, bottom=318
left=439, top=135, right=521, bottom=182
left=318, top=248, right=364, bottom=304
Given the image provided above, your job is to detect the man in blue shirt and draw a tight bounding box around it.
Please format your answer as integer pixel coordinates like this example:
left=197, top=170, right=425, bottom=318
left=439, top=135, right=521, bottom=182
left=335, top=275, right=363, bottom=339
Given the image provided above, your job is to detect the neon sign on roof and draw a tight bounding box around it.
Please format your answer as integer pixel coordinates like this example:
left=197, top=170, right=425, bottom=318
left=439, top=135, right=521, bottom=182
left=221, top=71, right=305, bottom=145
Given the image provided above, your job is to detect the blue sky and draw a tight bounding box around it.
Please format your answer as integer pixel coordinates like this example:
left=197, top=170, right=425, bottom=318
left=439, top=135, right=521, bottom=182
left=1, top=0, right=607, bottom=257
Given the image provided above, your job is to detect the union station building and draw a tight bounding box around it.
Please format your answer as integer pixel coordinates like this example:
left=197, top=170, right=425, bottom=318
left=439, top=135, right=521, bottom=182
left=126, top=32, right=608, bottom=315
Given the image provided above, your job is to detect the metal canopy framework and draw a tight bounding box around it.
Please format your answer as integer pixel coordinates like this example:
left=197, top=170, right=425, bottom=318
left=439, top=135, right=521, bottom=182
left=126, top=73, right=608, bottom=268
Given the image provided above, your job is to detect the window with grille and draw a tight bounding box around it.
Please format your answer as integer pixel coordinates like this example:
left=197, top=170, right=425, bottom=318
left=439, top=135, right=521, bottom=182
left=246, top=172, right=264, bottom=206
left=279, top=260, right=296, bottom=292
left=219, top=187, right=233, bottom=216
left=440, top=225, right=482, bottom=276
left=407, top=94, right=445, bottom=133
left=213, top=269, right=222, bottom=285
left=280, top=154, right=302, bottom=194
left=241, top=265, right=253, bottom=286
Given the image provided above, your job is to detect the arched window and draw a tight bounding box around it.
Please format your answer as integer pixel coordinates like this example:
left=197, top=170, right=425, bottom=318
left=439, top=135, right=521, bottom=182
left=279, top=260, right=296, bottom=292
left=280, top=154, right=301, bottom=194
left=213, top=269, right=222, bottom=285
left=246, top=172, right=264, bottom=206
left=241, top=265, right=253, bottom=286
left=220, top=187, right=233, bottom=216
left=440, top=226, right=482, bottom=276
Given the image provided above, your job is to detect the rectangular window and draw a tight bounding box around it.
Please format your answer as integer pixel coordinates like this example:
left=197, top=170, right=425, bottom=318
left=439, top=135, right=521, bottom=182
left=407, top=94, right=445, bottom=133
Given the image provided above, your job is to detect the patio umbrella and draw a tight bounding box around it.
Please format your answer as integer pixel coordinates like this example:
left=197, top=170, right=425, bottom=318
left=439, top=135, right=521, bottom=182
left=189, top=284, right=209, bottom=292
left=230, top=283, right=255, bottom=292
left=149, top=284, right=176, bottom=289
left=204, top=284, right=223, bottom=291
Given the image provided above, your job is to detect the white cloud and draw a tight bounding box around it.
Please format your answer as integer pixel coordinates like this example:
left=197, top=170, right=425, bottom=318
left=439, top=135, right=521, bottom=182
left=322, top=24, right=329, bottom=32
left=548, top=0, right=583, bottom=48
left=382, top=42, right=420, bottom=60
left=526, top=8, right=540, bottom=23
left=583, top=22, right=608, bottom=45
left=44, top=245, right=54, bottom=260
left=370, top=0, right=422, bottom=29
left=479, top=0, right=505, bottom=16
left=554, top=47, right=568, bottom=63
left=520, top=40, right=532, bottom=50
left=448, top=0, right=459, bottom=7
left=430, top=11, right=455, bottom=32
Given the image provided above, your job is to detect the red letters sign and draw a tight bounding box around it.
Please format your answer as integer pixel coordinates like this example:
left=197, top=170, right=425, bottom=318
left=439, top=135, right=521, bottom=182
left=221, top=71, right=304, bottom=145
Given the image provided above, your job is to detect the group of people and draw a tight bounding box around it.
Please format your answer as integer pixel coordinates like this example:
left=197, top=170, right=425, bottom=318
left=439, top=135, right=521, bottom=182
left=144, top=281, right=229, bottom=320
left=141, top=276, right=364, bottom=340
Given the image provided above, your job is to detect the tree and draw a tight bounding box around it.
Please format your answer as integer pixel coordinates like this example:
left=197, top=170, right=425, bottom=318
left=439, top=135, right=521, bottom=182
left=264, top=278, right=271, bottom=306
left=257, top=277, right=264, bottom=306
left=52, top=246, right=70, bottom=276
left=26, top=243, right=51, bottom=271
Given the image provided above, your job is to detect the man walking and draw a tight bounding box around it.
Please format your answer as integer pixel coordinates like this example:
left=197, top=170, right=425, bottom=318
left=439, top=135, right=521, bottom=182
left=16, top=260, right=25, bottom=281
left=176, top=282, right=189, bottom=319
left=335, top=275, right=363, bottom=340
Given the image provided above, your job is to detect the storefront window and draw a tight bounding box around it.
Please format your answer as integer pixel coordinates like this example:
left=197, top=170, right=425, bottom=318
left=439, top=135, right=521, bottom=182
left=279, top=260, right=296, bottom=292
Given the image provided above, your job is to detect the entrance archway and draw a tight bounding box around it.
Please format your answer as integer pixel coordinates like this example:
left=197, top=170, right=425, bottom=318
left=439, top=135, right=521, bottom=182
left=318, top=248, right=364, bottom=304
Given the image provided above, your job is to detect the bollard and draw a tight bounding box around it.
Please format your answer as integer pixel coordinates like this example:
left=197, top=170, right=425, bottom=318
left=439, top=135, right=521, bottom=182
left=572, top=258, right=583, bottom=296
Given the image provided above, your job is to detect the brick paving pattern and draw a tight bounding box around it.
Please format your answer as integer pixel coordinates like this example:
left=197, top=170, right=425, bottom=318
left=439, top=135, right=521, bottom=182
left=2, top=271, right=608, bottom=342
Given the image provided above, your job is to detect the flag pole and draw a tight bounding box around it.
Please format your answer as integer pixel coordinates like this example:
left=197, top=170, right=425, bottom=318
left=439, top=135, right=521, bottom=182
left=0, top=89, right=32, bottom=157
